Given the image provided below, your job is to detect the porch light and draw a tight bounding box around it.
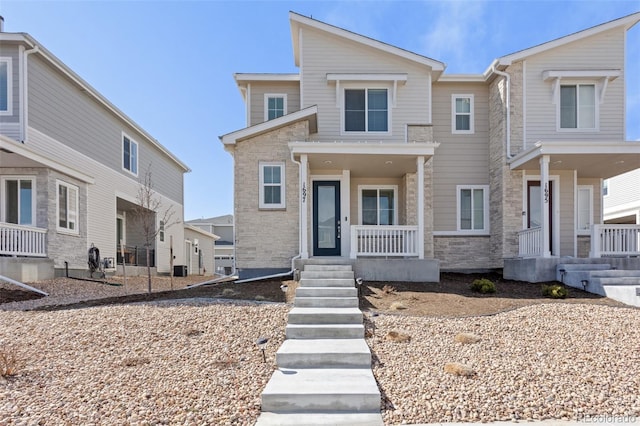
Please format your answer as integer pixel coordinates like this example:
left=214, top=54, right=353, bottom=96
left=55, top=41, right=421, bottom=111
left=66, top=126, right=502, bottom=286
left=385, top=160, right=393, bottom=165
left=256, top=337, right=268, bottom=363
left=324, top=160, right=333, bottom=165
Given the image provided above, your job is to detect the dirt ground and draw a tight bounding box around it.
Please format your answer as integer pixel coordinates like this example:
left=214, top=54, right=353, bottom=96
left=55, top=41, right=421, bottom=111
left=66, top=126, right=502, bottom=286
left=0, top=271, right=627, bottom=315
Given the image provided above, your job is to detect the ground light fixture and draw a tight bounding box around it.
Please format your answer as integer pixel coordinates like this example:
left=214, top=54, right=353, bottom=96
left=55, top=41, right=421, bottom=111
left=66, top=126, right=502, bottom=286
left=581, top=280, right=589, bottom=291
left=370, top=312, right=379, bottom=337
left=356, top=277, right=363, bottom=297
left=559, top=268, right=566, bottom=283
left=256, top=337, right=268, bottom=363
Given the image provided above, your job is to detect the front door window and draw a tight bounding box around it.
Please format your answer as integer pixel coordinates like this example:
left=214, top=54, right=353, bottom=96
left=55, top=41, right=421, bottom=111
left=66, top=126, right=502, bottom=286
left=313, top=181, right=340, bottom=256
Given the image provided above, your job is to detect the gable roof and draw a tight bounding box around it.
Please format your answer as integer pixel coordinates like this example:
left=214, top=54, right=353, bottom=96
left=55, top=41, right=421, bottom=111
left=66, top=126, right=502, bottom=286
left=186, top=214, right=234, bottom=225
left=493, top=11, right=640, bottom=67
left=0, top=32, right=190, bottom=173
left=289, top=11, right=445, bottom=78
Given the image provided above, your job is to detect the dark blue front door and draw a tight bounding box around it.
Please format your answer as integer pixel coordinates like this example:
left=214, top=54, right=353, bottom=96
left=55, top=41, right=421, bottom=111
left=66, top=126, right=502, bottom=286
left=313, top=181, right=341, bottom=256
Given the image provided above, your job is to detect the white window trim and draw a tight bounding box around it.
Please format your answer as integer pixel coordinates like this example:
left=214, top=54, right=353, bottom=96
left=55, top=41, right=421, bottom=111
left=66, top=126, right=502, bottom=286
left=357, top=185, right=398, bottom=225
left=158, top=219, right=165, bottom=243
left=555, top=81, right=600, bottom=132
left=456, top=185, right=489, bottom=234
left=340, top=84, right=392, bottom=136
left=451, top=94, right=474, bottom=134
left=0, top=175, right=36, bottom=225
left=576, top=185, right=593, bottom=235
left=0, top=57, right=12, bottom=116
left=264, top=93, right=288, bottom=121
left=259, top=161, right=286, bottom=209
left=603, top=179, right=609, bottom=197
left=122, top=132, right=139, bottom=176
left=56, top=180, right=79, bottom=235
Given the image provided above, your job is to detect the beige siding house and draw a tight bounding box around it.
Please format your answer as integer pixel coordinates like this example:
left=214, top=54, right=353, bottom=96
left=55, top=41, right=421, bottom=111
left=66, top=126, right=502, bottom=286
left=186, top=214, right=234, bottom=274
left=0, top=27, right=190, bottom=281
left=221, top=12, right=640, bottom=283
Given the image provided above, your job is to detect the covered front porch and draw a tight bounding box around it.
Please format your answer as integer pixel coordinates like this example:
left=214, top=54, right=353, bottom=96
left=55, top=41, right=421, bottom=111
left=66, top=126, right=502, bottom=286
left=289, top=134, right=439, bottom=281
left=506, top=140, right=640, bottom=282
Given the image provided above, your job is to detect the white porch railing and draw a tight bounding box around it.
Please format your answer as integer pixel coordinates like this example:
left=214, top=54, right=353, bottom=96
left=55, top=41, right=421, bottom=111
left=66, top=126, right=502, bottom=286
left=517, top=227, right=542, bottom=258
left=0, top=222, right=47, bottom=257
left=350, top=225, right=419, bottom=258
left=590, top=224, right=640, bottom=258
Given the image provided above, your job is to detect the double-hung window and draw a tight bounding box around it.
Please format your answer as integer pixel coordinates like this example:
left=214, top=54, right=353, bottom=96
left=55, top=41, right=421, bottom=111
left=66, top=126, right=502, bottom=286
left=57, top=180, right=78, bottom=233
left=560, top=84, right=596, bottom=129
left=0, top=57, right=12, bottom=115
left=265, top=94, right=287, bottom=121
left=259, top=162, right=285, bottom=209
left=122, top=134, right=138, bottom=176
left=452, top=94, right=474, bottom=133
left=2, top=176, right=35, bottom=225
left=359, top=186, right=397, bottom=225
left=345, top=88, right=388, bottom=132
left=457, top=185, right=489, bottom=232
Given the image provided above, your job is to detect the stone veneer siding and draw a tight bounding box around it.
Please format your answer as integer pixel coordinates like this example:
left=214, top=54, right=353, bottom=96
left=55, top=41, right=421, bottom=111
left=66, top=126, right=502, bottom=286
left=489, top=63, right=525, bottom=267
left=233, top=122, right=308, bottom=270
left=435, top=236, right=492, bottom=270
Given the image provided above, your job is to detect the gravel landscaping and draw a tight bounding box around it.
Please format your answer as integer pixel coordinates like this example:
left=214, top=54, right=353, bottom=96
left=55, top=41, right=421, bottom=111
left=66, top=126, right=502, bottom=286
left=1, top=276, right=639, bottom=425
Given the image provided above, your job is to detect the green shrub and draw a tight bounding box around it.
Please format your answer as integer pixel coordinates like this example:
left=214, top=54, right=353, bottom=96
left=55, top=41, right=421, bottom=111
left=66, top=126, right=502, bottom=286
left=470, top=278, right=496, bottom=294
left=542, top=284, right=568, bottom=299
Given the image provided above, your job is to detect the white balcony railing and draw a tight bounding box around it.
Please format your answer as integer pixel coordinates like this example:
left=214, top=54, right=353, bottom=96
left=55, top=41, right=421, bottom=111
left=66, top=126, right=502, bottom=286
left=518, top=227, right=542, bottom=258
left=350, top=225, right=419, bottom=258
left=0, top=222, right=47, bottom=257
left=590, top=224, right=640, bottom=258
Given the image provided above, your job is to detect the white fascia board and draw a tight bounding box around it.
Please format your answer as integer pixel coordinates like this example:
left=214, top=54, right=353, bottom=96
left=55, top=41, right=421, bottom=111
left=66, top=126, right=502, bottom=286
left=509, top=140, right=640, bottom=169
left=288, top=141, right=440, bottom=156
left=234, top=73, right=300, bottom=82
left=0, top=135, right=95, bottom=184
left=18, top=34, right=190, bottom=173
left=542, top=69, right=621, bottom=81
left=219, top=105, right=318, bottom=146
left=327, top=73, right=408, bottom=84
left=289, top=11, right=445, bottom=72
left=184, top=224, right=220, bottom=240
left=438, top=74, right=486, bottom=83
left=497, top=12, right=640, bottom=65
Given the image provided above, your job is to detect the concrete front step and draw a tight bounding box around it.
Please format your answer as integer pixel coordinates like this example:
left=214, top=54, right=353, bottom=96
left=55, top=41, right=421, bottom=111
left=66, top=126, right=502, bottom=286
left=260, top=368, right=380, bottom=413
left=592, top=277, right=640, bottom=286
left=591, top=270, right=640, bottom=278
left=286, top=323, right=365, bottom=339
left=295, top=287, right=358, bottom=298
left=300, top=270, right=354, bottom=279
left=288, top=307, right=362, bottom=324
left=299, top=278, right=355, bottom=288
left=276, top=339, right=371, bottom=368
left=255, top=412, right=383, bottom=426
left=303, top=263, right=353, bottom=271
left=294, top=296, right=359, bottom=308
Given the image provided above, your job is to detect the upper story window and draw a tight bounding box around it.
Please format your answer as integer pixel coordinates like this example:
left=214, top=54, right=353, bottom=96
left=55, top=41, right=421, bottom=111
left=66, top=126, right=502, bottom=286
left=1, top=176, right=35, bottom=225
left=457, top=185, right=489, bottom=232
left=57, top=180, right=78, bottom=234
left=452, top=94, right=474, bottom=134
left=122, top=134, right=138, bottom=176
left=259, top=162, right=285, bottom=209
left=560, top=84, right=596, bottom=129
left=0, top=57, right=12, bottom=115
left=359, top=185, right=397, bottom=225
left=265, top=94, right=287, bottom=121
left=345, top=88, right=388, bottom=132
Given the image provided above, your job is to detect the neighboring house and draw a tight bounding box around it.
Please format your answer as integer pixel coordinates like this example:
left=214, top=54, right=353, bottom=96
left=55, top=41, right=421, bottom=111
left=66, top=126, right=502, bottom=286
left=0, top=22, right=190, bottom=281
left=604, top=169, right=640, bottom=224
left=183, top=224, right=219, bottom=276
left=186, top=214, right=234, bottom=274
left=220, top=12, right=640, bottom=282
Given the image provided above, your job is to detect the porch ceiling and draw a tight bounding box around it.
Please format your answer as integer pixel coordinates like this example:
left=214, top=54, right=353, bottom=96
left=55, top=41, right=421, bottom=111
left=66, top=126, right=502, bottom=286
left=289, top=141, right=439, bottom=177
left=509, top=141, right=640, bottom=179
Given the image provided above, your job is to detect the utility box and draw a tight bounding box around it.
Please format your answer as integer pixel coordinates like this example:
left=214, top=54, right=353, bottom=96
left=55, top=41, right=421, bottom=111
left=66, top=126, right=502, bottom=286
left=173, top=265, right=187, bottom=277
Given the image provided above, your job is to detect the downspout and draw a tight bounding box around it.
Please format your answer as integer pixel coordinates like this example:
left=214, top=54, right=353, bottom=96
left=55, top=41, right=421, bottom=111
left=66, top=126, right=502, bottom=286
left=492, top=65, right=512, bottom=159
left=22, top=42, right=39, bottom=143
left=233, top=152, right=304, bottom=284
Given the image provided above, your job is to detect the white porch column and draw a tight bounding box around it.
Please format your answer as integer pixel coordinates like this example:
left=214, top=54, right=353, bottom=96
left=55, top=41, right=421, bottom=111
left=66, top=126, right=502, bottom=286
left=540, top=155, right=551, bottom=257
left=300, top=154, right=309, bottom=259
left=417, top=156, right=425, bottom=260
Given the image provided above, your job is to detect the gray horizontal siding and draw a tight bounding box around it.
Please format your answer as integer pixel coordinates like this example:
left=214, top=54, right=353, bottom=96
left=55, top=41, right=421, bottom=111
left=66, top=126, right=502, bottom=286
left=431, top=82, right=490, bottom=231
left=605, top=169, right=640, bottom=209
left=248, top=81, right=300, bottom=126
left=27, top=54, right=184, bottom=203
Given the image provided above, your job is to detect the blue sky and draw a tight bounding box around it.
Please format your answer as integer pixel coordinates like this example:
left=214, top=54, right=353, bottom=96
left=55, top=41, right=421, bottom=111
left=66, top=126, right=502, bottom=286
left=1, top=0, right=638, bottom=220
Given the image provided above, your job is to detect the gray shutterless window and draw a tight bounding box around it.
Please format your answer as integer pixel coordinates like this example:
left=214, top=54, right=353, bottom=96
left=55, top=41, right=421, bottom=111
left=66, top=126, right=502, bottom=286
left=0, top=59, right=9, bottom=113
left=345, top=89, right=388, bottom=132
left=560, top=84, right=595, bottom=129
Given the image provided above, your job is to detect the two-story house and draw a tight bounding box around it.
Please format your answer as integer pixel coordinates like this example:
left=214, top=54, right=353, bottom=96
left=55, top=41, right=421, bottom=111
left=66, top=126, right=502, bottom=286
left=186, top=214, right=234, bottom=274
left=0, top=21, right=190, bottom=281
left=220, top=12, right=640, bottom=283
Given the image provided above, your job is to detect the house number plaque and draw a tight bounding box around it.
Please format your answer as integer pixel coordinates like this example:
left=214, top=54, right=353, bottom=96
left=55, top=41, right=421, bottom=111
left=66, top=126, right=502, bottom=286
left=302, top=182, right=307, bottom=203
left=544, top=183, right=549, bottom=204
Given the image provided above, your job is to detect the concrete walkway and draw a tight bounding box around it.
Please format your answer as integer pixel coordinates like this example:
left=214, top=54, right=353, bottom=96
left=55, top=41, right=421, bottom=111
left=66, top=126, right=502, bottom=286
left=255, top=264, right=383, bottom=425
